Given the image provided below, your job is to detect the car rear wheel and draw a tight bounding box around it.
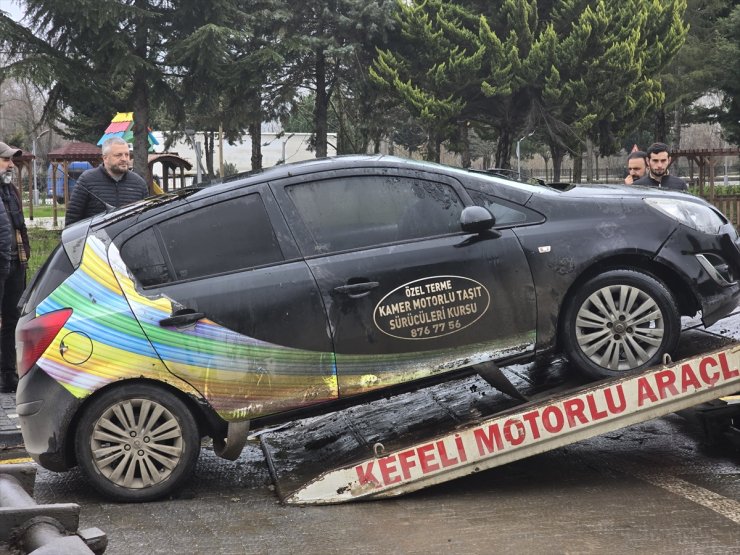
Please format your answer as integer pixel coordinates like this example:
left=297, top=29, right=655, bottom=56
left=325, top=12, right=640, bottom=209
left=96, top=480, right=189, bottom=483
left=75, top=383, right=200, bottom=502
left=562, top=270, right=681, bottom=380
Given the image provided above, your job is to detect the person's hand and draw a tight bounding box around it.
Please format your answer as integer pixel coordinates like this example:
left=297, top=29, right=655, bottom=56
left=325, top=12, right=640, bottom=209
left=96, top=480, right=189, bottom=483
left=624, top=175, right=633, bottom=185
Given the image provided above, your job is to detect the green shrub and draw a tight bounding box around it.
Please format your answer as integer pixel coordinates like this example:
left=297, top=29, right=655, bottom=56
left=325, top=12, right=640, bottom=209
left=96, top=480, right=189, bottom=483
left=689, top=184, right=740, bottom=197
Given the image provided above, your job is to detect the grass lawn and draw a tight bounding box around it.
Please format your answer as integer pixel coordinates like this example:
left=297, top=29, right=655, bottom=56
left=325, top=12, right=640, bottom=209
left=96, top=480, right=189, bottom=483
left=27, top=227, right=63, bottom=278
left=24, top=204, right=66, bottom=219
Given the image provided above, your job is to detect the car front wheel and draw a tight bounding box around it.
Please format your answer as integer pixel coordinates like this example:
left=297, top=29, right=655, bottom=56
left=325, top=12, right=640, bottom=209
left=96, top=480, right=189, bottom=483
left=75, top=383, right=200, bottom=502
left=562, top=269, right=681, bottom=380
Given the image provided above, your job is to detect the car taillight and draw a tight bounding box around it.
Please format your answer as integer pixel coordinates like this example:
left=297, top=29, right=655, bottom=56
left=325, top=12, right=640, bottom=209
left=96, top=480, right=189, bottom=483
left=17, top=309, right=73, bottom=378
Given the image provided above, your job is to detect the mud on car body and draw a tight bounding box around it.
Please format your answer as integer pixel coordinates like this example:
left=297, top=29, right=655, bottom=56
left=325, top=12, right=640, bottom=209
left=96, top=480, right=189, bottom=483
left=14, top=155, right=740, bottom=501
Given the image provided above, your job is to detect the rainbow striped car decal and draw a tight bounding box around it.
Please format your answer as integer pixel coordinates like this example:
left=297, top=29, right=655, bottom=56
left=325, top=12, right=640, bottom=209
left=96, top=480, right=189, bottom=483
left=35, top=235, right=534, bottom=421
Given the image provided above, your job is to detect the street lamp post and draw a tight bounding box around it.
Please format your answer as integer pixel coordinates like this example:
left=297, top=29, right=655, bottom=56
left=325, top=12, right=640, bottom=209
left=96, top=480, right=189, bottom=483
left=516, top=130, right=535, bottom=180
left=31, top=128, right=50, bottom=220
left=184, top=128, right=205, bottom=184
left=279, top=133, right=295, bottom=164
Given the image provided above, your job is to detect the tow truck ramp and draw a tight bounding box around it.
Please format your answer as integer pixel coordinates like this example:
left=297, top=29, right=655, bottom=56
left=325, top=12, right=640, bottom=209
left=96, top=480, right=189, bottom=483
left=260, top=344, right=740, bottom=505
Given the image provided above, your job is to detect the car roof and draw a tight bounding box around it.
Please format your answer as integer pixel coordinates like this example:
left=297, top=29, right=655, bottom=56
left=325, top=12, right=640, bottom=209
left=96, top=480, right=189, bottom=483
left=84, top=155, right=704, bottom=232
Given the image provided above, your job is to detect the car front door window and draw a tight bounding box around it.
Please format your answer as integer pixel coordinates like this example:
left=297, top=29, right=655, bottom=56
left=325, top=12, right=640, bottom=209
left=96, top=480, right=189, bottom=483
left=285, top=176, right=464, bottom=254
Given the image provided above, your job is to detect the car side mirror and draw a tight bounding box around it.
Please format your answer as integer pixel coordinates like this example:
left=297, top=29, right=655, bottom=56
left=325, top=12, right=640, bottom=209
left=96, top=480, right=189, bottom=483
left=460, top=206, right=495, bottom=233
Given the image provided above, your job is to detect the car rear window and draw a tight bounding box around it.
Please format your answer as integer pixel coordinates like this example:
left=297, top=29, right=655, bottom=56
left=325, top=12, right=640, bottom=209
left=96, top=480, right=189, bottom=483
left=121, top=193, right=284, bottom=286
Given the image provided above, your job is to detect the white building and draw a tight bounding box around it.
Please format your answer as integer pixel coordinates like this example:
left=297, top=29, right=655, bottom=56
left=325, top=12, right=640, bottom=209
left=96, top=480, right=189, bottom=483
left=152, top=131, right=338, bottom=179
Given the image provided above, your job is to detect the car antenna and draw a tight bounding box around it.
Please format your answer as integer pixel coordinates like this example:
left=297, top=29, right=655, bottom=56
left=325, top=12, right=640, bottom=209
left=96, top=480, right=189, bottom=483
left=74, top=183, right=116, bottom=212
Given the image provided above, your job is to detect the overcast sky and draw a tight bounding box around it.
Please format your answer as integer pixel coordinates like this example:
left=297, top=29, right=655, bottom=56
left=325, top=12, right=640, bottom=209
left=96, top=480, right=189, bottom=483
left=0, top=0, right=23, bottom=22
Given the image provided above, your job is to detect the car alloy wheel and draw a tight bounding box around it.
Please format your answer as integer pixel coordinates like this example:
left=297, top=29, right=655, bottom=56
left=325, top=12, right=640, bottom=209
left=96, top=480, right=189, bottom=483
left=563, top=269, right=680, bottom=380
left=76, top=383, right=199, bottom=502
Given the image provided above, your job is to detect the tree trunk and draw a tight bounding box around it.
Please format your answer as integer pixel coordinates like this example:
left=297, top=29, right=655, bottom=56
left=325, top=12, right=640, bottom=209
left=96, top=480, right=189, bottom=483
left=654, top=107, right=667, bottom=143
left=495, top=128, right=512, bottom=168
left=132, top=84, right=151, bottom=188
left=573, top=155, right=583, bottom=183
left=585, top=138, right=594, bottom=182
left=131, top=1, right=151, bottom=188
left=594, top=153, right=600, bottom=183
left=314, top=50, right=328, bottom=158
left=460, top=122, right=471, bottom=168
left=335, top=90, right=350, bottom=154
left=249, top=121, right=262, bottom=171
left=550, top=143, right=565, bottom=182
left=424, top=130, right=440, bottom=162
left=672, top=104, right=682, bottom=151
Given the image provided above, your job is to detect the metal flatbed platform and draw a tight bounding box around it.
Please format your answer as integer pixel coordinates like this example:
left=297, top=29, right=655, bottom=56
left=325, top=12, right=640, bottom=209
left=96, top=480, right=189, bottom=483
left=260, top=329, right=739, bottom=505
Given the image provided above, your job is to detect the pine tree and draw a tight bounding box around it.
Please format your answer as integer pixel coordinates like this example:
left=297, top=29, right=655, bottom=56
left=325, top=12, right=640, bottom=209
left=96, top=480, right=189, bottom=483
left=167, top=0, right=293, bottom=172
left=283, top=0, right=397, bottom=158
left=371, top=0, right=487, bottom=162
left=0, top=0, right=179, bottom=182
left=372, top=0, right=688, bottom=174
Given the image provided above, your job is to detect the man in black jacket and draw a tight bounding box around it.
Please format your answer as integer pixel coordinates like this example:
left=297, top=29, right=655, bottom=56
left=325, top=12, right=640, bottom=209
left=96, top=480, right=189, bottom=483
left=624, top=150, right=647, bottom=185
left=632, top=142, right=688, bottom=191
left=0, top=142, right=27, bottom=393
left=65, top=137, right=149, bottom=225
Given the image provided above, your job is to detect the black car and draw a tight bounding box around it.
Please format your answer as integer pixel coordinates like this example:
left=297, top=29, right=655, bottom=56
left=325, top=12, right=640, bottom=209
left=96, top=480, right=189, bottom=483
left=15, top=155, right=740, bottom=501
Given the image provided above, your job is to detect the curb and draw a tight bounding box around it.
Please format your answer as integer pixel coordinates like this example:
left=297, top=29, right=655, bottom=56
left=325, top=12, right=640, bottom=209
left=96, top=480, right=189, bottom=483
left=26, top=216, right=64, bottom=230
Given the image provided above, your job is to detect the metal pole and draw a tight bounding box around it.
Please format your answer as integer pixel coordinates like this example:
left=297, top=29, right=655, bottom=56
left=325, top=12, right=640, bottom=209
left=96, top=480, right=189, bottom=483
left=32, top=129, right=50, bottom=213
left=219, top=122, right=224, bottom=178
left=516, top=140, right=521, bottom=179
left=517, top=131, right=535, bottom=180
left=280, top=133, right=295, bottom=165
left=194, top=142, right=203, bottom=184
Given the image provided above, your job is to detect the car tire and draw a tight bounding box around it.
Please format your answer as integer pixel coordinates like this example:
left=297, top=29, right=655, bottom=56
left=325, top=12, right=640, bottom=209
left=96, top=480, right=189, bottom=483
left=562, top=269, right=681, bottom=380
left=75, top=383, right=200, bottom=502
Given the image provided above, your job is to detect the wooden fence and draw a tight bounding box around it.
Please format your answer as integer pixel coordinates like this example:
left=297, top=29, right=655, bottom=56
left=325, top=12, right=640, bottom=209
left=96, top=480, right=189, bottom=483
left=703, top=194, right=740, bottom=228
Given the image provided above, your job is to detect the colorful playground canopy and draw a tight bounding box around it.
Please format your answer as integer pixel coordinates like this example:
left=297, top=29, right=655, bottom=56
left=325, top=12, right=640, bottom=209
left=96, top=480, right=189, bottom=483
left=98, top=112, right=159, bottom=150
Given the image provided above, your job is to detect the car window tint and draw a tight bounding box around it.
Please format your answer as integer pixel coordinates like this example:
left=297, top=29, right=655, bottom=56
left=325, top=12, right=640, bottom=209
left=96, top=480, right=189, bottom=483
left=467, top=189, right=528, bottom=225
left=286, top=176, right=464, bottom=253
left=121, top=228, right=170, bottom=286
left=122, top=194, right=283, bottom=285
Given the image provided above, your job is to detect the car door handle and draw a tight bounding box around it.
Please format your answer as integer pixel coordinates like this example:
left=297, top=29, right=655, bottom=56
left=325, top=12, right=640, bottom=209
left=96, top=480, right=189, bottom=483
left=333, top=281, right=380, bottom=298
left=159, top=311, right=206, bottom=327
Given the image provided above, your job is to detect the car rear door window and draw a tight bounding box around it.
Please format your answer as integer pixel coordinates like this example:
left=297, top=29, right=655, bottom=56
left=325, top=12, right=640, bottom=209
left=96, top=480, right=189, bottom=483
left=285, top=176, right=464, bottom=253
left=122, top=227, right=169, bottom=286
left=122, top=193, right=283, bottom=286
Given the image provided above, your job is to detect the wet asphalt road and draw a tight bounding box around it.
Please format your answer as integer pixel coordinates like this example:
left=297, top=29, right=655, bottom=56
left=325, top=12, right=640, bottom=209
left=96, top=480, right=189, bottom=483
left=4, top=316, right=740, bottom=554
left=21, top=416, right=740, bottom=555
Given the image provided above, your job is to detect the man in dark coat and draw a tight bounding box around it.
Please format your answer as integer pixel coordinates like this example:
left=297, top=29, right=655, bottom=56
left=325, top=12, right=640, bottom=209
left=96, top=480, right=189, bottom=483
left=632, top=142, right=688, bottom=191
left=0, top=142, right=28, bottom=393
left=624, top=150, right=647, bottom=185
left=65, top=137, right=149, bottom=226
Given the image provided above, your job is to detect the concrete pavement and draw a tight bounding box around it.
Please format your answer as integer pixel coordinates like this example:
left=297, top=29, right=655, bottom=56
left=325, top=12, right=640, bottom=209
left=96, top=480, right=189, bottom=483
left=25, top=216, right=62, bottom=230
